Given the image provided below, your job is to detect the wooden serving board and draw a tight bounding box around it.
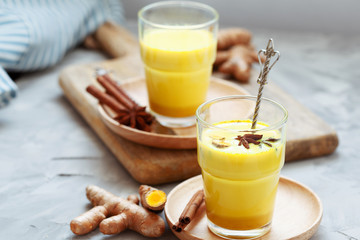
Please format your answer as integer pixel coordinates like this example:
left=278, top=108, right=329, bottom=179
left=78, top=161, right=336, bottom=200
left=59, top=23, right=338, bottom=184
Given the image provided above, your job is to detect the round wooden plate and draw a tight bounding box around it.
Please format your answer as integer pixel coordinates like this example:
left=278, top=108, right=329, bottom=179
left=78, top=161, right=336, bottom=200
left=98, top=76, right=251, bottom=149
left=165, top=175, right=323, bottom=240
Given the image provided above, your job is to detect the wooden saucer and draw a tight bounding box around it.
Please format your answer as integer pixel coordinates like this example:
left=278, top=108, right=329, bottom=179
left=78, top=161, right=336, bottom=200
left=165, top=175, right=323, bottom=240
left=98, top=77, right=250, bottom=149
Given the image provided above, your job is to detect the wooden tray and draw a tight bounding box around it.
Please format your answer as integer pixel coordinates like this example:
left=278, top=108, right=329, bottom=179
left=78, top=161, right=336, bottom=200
left=165, top=175, right=322, bottom=240
left=98, top=76, right=250, bottom=149
left=59, top=22, right=339, bottom=184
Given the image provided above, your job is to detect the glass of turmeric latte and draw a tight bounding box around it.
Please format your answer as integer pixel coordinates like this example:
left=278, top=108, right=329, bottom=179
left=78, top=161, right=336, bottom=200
left=196, top=95, right=288, bottom=239
left=138, top=1, right=218, bottom=127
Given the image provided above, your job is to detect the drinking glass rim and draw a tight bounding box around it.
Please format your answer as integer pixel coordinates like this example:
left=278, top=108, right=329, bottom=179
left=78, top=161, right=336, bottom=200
left=138, top=1, right=219, bottom=30
left=196, top=95, right=289, bottom=132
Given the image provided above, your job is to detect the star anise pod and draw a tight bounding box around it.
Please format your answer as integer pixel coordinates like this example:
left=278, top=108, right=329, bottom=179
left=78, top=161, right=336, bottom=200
left=234, top=134, right=263, bottom=149
left=114, top=106, right=154, bottom=132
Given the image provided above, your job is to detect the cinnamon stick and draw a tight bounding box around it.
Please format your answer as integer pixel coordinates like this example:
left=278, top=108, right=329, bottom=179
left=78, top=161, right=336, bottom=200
left=172, top=189, right=204, bottom=232
left=103, top=74, right=138, bottom=107
left=182, top=189, right=204, bottom=223
left=172, top=221, right=185, bottom=232
left=86, top=85, right=125, bottom=112
left=96, top=75, right=134, bottom=110
left=86, top=75, right=154, bottom=131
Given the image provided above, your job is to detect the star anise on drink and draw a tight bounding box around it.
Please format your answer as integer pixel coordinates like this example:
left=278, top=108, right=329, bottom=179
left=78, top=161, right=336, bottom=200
left=234, top=134, right=263, bottom=149
left=261, top=137, right=280, bottom=147
left=86, top=74, right=154, bottom=132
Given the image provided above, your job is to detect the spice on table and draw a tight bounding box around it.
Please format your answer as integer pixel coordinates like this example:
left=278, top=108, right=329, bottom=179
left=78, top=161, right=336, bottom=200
left=172, top=189, right=204, bottom=232
left=127, top=194, right=140, bottom=205
left=86, top=74, right=154, bottom=131
left=70, top=185, right=165, bottom=237
left=139, top=185, right=167, bottom=212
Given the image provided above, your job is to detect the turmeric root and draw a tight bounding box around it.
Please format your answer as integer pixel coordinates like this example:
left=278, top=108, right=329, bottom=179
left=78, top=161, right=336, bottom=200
left=139, top=185, right=167, bottom=212
left=70, top=185, right=165, bottom=237
left=127, top=194, right=140, bottom=205
left=217, top=28, right=252, bottom=50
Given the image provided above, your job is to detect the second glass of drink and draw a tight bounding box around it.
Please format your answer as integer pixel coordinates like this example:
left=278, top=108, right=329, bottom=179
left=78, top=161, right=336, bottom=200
left=138, top=1, right=218, bottom=127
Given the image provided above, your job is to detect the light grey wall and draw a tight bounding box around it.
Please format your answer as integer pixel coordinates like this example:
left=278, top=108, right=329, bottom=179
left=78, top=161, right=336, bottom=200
left=122, top=0, right=360, bottom=34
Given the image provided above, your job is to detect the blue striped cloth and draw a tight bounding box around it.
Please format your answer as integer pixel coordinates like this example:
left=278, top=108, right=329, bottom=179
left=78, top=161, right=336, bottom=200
left=0, top=0, right=124, bottom=108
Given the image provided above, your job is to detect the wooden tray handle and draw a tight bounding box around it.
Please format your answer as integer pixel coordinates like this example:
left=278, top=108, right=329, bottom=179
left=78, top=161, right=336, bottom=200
left=84, top=21, right=139, bottom=58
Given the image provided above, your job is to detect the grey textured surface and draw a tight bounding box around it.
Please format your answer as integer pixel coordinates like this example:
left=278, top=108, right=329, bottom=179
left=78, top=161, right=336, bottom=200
left=123, top=0, right=360, bottom=34
left=1, top=22, right=360, bottom=240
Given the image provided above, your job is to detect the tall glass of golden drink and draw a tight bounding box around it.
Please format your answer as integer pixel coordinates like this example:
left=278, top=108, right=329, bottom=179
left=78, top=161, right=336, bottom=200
left=196, top=95, right=288, bottom=239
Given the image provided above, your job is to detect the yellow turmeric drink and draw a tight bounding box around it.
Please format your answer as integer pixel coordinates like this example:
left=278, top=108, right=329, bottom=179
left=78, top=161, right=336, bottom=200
left=140, top=30, right=216, bottom=118
left=197, top=120, right=285, bottom=231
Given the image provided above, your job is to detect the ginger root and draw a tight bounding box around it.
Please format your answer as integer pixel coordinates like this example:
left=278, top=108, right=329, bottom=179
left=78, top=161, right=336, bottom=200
left=217, top=28, right=252, bottom=50
left=139, top=185, right=167, bottom=212
left=215, top=45, right=260, bottom=83
left=70, top=185, right=165, bottom=237
left=215, top=28, right=263, bottom=83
